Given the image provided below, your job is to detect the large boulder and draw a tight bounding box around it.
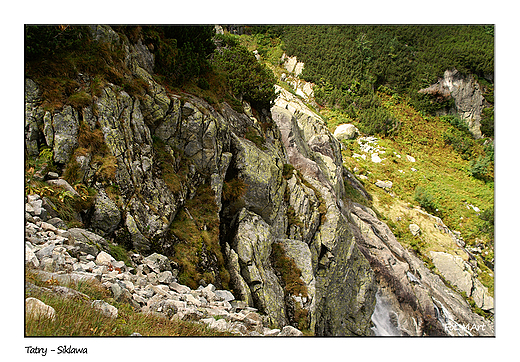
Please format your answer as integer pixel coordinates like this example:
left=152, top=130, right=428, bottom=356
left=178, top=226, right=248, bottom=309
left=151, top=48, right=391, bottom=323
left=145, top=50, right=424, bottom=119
left=90, top=189, right=121, bottom=235
left=334, top=124, right=359, bottom=141
left=25, top=297, right=56, bottom=320
left=229, top=209, right=287, bottom=328
left=68, top=228, right=109, bottom=253
left=49, top=105, right=80, bottom=164
left=430, top=251, right=494, bottom=311
left=230, top=134, right=286, bottom=233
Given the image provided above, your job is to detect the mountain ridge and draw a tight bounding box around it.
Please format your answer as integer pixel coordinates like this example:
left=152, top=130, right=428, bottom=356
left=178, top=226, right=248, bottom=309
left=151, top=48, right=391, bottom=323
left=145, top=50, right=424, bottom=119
left=24, top=25, right=494, bottom=336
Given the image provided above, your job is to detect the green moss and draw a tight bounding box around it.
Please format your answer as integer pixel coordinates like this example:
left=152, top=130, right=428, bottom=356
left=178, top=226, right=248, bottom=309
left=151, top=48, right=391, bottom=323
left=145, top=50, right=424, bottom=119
left=152, top=137, right=187, bottom=194
left=245, top=127, right=267, bottom=150
left=271, top=242, right=308, bottom=298
left=282, top=164, right=295, bottom=179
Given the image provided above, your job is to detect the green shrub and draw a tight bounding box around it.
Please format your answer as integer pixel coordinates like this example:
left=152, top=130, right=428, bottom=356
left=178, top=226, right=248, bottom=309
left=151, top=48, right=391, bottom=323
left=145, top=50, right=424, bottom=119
left=196, top=77, right=210, bottom=90
left=441, top=116, right=476, bottom=160
left=357, top=105, right=400, bottom=136
left=468, top=156, right=491, bottom=181
left=478, top=206, right=494, bottom=241
left=141, top=26, right=215, bottom=85
left=480, top=107, right=494, bottom=138
left=25, top=25, right=88, bottom=61
left=213, top=44, right=276, bottom=110
left=414, top=186, right=437, bottom=214
left=267, top=25, right=493, bottom=117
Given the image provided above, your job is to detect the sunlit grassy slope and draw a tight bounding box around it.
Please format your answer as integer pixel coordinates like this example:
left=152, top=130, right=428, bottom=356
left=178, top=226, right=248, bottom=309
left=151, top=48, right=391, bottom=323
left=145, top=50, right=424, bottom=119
left=323, top=93, right=494, bottom=294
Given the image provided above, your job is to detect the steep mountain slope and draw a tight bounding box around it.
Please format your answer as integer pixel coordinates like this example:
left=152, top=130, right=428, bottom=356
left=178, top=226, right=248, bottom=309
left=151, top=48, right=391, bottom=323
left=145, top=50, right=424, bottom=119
left=24, top=25, right=494, bottom=336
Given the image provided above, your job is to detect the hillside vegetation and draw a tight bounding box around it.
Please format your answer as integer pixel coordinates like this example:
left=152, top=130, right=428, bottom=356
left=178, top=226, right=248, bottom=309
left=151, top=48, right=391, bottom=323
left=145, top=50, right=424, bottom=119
left=237, top=26, right=494, bottom=299
left=253, top=25, right=494, bottom=137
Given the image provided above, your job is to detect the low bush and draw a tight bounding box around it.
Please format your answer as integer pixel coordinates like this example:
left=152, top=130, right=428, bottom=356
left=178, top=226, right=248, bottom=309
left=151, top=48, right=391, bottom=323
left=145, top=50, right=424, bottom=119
left=468, top=156, right=491, bottom=181
left=213, top=44, right=276, bottom=110
left=414, top=186, right=437, bottom=214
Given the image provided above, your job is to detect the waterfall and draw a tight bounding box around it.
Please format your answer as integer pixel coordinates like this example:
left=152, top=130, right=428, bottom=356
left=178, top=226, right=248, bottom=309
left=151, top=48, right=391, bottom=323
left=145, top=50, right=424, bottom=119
left=371, top=290, right=401, bottom=336
left=432, top=297, right=472, bottom=336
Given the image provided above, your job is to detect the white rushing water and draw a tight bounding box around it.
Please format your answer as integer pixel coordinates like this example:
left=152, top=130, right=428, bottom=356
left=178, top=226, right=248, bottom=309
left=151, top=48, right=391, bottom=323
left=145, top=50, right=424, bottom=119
left=371, top=291, right=401, bottom=336
left=432, top=297, right=472, bottom=336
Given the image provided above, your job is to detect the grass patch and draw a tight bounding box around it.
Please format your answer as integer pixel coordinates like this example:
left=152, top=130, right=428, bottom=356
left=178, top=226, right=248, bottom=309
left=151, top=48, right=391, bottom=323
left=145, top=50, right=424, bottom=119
left=271, top=242, right=308, bottom=298
left=169, top=182, right=229, bottom=290
left=222, top=177, right=247, bottom=204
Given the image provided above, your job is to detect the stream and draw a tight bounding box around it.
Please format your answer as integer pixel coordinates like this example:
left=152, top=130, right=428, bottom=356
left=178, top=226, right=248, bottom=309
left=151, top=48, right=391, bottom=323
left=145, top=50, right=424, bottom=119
left=371, top=290, right=401, bottom=336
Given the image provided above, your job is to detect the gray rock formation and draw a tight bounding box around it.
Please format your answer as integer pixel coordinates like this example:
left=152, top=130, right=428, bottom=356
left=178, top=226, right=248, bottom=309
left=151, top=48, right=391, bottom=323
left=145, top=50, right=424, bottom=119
left=351, top=202, right=494, bottom=336
left=24, top=26, right=493, bottom=336
left=419, top=68, right=487, bottom=138
left=430, top=251, right=494, bottom=311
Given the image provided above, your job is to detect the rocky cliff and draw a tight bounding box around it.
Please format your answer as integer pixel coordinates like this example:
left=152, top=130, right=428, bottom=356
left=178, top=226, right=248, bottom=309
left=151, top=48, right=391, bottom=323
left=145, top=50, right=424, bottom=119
left=24, top=25, right=493, bottom=336
left=419, top=68, right=490, bottom=139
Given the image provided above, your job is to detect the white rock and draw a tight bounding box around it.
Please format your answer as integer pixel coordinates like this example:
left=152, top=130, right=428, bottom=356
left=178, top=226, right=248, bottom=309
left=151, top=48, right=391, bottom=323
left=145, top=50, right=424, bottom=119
left=96, top=251, right=115, bottom=266
left=371, top=153, right=382, bottom=163
left=25, top=203, right=35, bottom=214
left=375, top=180, right=393, bottom=189
left=406, top=155, right=416, bottom=162
left=91, top=300, right=118, bottom=318
left=40, top=222, right=58, bottom=233
left=83, top=261, right=96, bottom=271
left=429, top=252, right=474, bottom=297
left=158, top=271, right=174, bottom=284
left=27, top=194, right=41, bottom=203
left=187, top=293, right=203, bottom=306
left=26, top=297, right=56, bottom=320
left=409, top=224, right=421, bottom=236
left=169, top=282, right=191, bottom=294
left=294, top=62, right=304, bottom=76
left=122, top=280, right=135, bottom=293
left=278, top=325, right=303, bottom=336
left=25, top=244, right=40, bottom=268
left=334, top=124, right=359, bottom=141
left=264, top=328, right=281, bottom=336
left=352, top=153, right=366, bottom=160
left=214, top=290, right=235, bottom=302
left=46, top=178, right=80, bottom=196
